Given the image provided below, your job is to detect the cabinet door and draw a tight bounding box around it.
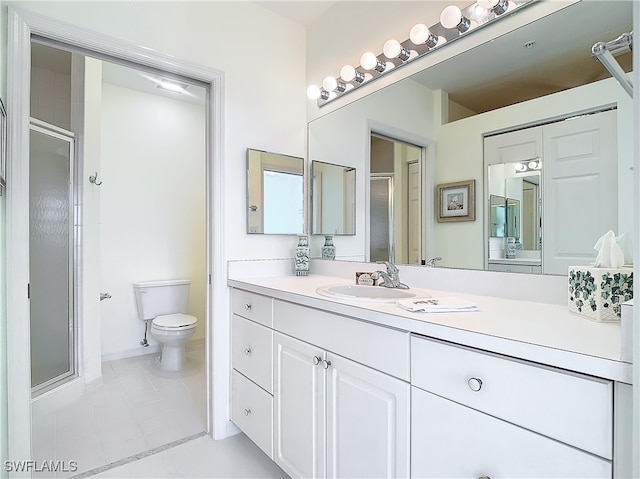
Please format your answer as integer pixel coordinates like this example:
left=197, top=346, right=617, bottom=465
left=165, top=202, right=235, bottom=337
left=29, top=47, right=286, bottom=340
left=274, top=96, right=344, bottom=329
left=411, top=387, right=612, bottom=478
left=273, top=333, right=326, bottom=479
left=326, top=353, right=410, bottom=479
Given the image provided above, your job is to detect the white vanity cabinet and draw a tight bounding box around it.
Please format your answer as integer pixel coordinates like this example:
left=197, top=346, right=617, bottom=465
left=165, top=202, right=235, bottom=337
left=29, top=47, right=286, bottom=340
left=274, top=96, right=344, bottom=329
left=273, top=301, right=411, bottom=479
left=230, top=290, right=274, bottom=459
left=273, top=332, right=410, bottom=479
left=411, top=335, right=613, bottom=478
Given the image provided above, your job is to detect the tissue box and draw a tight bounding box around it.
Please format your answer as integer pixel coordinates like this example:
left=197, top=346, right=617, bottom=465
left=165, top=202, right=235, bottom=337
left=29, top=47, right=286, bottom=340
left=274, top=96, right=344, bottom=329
left=568, top=266, right=633, bottom=322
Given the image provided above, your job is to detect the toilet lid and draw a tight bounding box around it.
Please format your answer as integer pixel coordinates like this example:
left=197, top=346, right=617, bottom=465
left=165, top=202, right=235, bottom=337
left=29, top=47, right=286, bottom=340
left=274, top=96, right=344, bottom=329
left=152, top=313, right=197, bottom=329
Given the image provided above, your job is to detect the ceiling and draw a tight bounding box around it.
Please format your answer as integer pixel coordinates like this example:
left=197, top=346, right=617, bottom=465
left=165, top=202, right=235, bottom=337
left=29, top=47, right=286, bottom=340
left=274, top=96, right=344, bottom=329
left=409, top=0, right=633, bottom=114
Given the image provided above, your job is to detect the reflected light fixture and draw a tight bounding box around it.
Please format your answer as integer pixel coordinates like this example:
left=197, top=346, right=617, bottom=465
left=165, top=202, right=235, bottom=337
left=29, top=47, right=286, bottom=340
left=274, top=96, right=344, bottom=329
left=157, top=78, right=188, bottom=94
left=307, top=0, right=533, bottom=105
left=515, top=158, right=541, bottom=173
left=440, top=5, right=471, bottom=33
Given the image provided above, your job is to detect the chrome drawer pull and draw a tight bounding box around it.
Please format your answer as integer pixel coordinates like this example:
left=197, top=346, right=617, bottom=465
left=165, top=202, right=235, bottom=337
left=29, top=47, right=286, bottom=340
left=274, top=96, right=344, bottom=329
left=479, top=476, right=491, bottom=479
left=323, top=359, right=332, bottom=370
left=244, top=303, right=252, bottom=311
left=313, top=356, right=322, bottom=366
left=244, top=348, right=252, bottom=356
left=244, top=408, right=251, bottom=416
left=468, top=377, right=483, bottom=392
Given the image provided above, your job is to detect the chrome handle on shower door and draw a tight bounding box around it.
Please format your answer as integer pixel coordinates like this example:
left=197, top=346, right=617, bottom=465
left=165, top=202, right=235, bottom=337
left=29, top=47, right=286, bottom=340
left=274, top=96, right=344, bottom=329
left=100, top=292, right=112, bottom=301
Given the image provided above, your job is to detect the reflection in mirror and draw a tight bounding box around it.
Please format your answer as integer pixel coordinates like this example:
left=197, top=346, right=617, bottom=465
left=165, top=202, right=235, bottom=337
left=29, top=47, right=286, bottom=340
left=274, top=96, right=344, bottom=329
left=311, top=160, right=356, bottom=235
left=489, top=195, right=506, bottom=237
left=247, top=149, right=304, bottom=234
left=307, top=0, right=632, bottom=274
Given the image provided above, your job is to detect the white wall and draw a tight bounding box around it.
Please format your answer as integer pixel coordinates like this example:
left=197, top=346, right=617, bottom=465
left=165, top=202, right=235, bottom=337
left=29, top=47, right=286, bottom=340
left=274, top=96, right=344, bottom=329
left=0, top=3, right=7, bottom=471
left=99, top=82, right=206, bottom=358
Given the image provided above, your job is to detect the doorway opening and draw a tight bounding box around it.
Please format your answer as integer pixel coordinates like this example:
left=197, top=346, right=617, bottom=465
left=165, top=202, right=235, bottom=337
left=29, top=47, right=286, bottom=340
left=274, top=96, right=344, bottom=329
left=369, top=134, right=423, bottom=265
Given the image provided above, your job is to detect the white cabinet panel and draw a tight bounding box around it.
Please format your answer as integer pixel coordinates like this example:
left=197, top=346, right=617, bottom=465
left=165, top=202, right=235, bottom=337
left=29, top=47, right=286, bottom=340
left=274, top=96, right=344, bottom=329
left=232, top=289, right=273, bottom=327
left=412, top=387, right=612, bottom=478
left=232, top=314, right=273, bottom=393
left=411, top=336, right=613, bottom=459
left=273, top=333, right=326, bottom=479
left=326, top=352, right=410, bottom=479
left=274, top=300, right=410, bottom=381
left=231, top=370, right=273, bottom=459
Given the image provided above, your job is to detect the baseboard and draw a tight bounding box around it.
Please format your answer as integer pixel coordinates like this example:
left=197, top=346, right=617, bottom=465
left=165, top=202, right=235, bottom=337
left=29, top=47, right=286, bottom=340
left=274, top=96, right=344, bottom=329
left=101, top=337, right=204, bottom=362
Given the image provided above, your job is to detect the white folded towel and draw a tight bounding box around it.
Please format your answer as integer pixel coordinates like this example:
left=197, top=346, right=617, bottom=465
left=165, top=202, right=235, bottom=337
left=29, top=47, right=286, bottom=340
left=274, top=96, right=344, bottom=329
left=397, top=297, right=479, bottom=313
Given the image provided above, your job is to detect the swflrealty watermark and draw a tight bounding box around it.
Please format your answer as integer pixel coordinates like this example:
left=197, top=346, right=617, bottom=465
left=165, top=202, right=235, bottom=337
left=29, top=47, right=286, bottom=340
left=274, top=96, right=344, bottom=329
left=4, top=460, right=78, bottom=473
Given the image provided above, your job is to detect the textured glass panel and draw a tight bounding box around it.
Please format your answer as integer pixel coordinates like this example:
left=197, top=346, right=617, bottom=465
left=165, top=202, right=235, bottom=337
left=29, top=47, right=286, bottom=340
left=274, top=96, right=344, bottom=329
left=29, top=129, right=72, bottom=388
left=370, top=178, right=391, bottom=263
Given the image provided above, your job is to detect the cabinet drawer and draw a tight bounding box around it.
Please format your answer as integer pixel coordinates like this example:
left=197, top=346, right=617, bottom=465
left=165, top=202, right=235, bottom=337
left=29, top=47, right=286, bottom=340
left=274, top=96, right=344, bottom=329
left=232, top=314, right=273, bottom=393
left=411, top=336, right=613, bottom=459
left=231, top=289, right=273, bottom=327
left=274, top=300, right=410, bottom=381
left=412, top=387, right=612, bottom=478
left=231, top=370, right=273, bottom=459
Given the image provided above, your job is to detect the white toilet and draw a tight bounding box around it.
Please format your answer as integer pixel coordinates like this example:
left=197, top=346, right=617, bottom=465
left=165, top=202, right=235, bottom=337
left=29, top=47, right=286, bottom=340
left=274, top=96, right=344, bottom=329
left=133, top=279, right=198, bottom=371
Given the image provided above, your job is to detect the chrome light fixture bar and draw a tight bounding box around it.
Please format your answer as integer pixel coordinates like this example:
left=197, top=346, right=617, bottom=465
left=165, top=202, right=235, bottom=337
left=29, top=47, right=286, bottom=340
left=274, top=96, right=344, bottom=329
left=308, top=0, right=535, bottom=107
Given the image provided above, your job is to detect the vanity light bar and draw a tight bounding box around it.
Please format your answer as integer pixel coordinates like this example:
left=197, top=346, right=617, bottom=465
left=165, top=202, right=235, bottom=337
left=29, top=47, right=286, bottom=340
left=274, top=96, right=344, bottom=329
left=308, top=0, right=534, bottom=107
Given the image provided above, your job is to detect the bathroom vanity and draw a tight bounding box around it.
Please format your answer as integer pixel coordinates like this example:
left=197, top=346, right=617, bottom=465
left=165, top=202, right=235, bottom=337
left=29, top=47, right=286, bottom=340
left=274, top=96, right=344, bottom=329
left=228, top=270, right=632, bottom=478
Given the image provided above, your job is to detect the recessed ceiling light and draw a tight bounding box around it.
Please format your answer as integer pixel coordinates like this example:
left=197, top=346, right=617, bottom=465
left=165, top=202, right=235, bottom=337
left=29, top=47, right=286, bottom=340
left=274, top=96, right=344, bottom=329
left=157, top=78, right=188, bottom=94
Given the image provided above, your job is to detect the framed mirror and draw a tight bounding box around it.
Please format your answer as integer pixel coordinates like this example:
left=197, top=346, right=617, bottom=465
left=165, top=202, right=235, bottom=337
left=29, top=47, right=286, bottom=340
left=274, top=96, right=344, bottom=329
left=246, top=148, right=304, bottom=234
left=311, top=160, right=356, bottom=235
left=307, top=0, right=632, bottom=274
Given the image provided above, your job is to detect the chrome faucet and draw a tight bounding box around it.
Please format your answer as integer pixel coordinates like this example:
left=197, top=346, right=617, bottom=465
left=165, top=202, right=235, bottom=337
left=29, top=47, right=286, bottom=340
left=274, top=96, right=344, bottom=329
left=425, top=256, right=442, bottom=267
left=373, top=261, right=409, bottom=289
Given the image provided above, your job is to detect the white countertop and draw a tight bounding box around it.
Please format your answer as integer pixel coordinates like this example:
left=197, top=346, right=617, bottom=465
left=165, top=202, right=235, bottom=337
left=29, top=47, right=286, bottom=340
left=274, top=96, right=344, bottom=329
left=228, top=274, right=631, bottom=383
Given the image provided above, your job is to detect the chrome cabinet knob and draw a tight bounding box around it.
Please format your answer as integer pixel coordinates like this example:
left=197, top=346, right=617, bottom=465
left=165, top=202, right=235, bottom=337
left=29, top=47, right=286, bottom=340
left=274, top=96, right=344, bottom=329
left=244, top=408, right=251, bottom=416
left=468, top=377, right=483, bottom=392
left=323, top=359, right=332, bottom=370
left=479, top=476, right=491, bottom=479
left=244, top=303, right=252, bottom=311
left=313, top=356, right=322, bottom=366
left=244, top=348, right=252, bottom=356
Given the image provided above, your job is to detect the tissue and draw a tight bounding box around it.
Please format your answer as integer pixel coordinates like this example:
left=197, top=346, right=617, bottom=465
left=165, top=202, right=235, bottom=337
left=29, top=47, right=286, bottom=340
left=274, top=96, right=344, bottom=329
left=568, top=230, right=633, bottom=322
left=593, top=230, right=625, bottom=268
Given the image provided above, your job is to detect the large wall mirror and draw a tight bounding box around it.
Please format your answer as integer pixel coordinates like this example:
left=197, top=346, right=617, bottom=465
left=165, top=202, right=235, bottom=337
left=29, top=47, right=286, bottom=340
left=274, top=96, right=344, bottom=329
left=307, top=0, right=633, bottom=274
left=247, top=148, right=304, bottom=234
left=311, top=160, right=356, bottom=235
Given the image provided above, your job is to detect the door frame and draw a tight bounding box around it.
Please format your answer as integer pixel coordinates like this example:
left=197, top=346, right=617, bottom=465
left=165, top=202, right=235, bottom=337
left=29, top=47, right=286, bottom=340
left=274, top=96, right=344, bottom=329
left=6, top=7, right=226, bottom=462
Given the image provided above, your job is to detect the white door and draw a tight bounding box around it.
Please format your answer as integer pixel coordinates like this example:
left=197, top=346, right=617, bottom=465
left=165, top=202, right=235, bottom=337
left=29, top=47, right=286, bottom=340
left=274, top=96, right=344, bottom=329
left=326, top=353, right=410, bottom=478
left=273, top=333, right=326, bottom=479
left=407, top=161, right=421, bottom=264
left=543, top=110, right=617, bottom=274
left=411, top=387, right=612, bottom=478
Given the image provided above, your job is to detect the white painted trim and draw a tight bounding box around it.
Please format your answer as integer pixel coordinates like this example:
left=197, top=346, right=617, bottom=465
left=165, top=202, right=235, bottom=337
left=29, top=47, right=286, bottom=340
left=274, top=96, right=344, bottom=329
left=6, top=8, right=228, bottom=468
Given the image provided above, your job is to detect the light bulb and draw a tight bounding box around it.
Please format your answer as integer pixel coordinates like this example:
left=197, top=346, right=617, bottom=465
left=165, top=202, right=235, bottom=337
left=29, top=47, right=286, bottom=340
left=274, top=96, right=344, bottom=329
left=514, top=163, right=526, bottom=172
left=360, top=52, right=378, bottom=70
left=383, top=39, right=401, bottom=59
left=528, top=160, right=538, bottom=170
left=441, top=5, right=471, bottom=32
left=410, top=24, right=429, bottom=44
left=340, top=65, right=356, bottom=81
left=322, top=76, right=338, bottom=92
left=307, top=85, right=321, bottom=100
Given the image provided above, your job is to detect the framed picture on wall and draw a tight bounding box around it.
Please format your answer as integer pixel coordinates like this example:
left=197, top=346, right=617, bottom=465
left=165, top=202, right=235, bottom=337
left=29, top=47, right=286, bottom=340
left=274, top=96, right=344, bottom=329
left=436, top=179, right=475, bottom=222
left=0, top=97, right=5, bottom=189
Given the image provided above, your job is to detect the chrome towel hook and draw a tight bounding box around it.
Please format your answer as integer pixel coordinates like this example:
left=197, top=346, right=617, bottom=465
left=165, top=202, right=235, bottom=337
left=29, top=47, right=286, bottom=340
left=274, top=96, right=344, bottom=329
left=89, top=172, right=102, bottom=186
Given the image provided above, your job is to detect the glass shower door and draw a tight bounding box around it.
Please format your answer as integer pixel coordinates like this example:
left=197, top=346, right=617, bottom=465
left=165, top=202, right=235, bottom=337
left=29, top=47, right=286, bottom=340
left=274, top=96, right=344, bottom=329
left=29, top=120, right=75, bottom=393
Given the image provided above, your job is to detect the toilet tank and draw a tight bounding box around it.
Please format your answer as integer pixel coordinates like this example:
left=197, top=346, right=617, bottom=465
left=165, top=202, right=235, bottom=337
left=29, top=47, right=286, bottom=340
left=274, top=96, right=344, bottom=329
left=133, top=279, right=191, bottom=320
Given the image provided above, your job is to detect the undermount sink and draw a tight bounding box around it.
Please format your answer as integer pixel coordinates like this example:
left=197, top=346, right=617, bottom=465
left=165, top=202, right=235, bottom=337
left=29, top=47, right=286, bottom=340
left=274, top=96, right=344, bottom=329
left=316, top=284, right=417, bottom=303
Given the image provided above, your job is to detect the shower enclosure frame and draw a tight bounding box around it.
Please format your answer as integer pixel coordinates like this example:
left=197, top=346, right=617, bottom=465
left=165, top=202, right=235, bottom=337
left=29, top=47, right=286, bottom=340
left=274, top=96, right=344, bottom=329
left=28, top=118, right=77, bottom=396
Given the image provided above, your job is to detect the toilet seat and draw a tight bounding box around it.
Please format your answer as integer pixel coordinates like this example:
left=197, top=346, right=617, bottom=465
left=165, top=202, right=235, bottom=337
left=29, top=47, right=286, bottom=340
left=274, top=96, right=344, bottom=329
left=152, top=313, right=197, bottom=331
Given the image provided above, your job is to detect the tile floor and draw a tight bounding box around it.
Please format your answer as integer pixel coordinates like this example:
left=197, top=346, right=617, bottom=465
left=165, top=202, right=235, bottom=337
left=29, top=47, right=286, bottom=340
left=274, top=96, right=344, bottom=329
left=32, top=344, right=287, bottom=478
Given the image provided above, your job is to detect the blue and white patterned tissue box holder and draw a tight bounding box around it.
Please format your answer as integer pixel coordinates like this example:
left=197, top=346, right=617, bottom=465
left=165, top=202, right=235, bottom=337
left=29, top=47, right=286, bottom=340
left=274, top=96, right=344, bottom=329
left=568, top=266, right=633, bottom=322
